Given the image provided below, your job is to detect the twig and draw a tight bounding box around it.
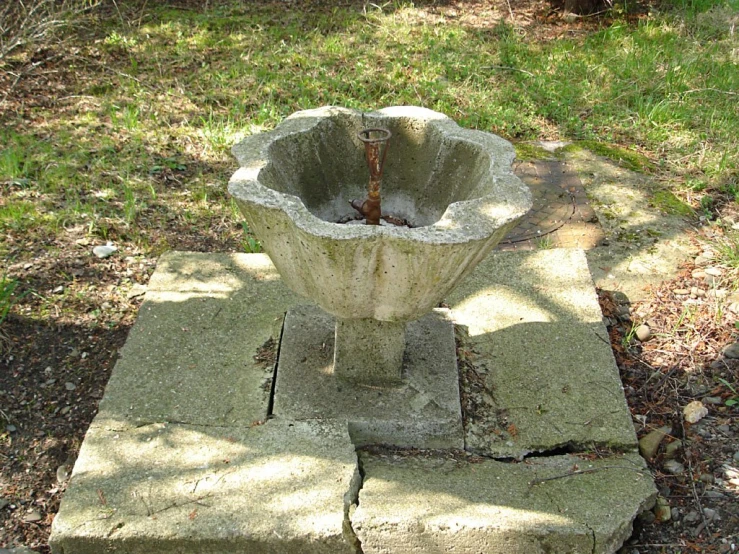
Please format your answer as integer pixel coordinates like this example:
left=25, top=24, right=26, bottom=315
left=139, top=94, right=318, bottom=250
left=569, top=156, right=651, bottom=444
left=529, top=465, right=647, bottom=486
left=681, top=418, right=710, bottom=536
left=682, top=88, right=738, bottom=97
left=481, top=65, right=534, bottom=77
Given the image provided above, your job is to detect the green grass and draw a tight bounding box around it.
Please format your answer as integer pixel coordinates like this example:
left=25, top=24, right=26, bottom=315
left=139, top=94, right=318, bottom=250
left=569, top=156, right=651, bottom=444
left=0, top=0, right=737, bottom=256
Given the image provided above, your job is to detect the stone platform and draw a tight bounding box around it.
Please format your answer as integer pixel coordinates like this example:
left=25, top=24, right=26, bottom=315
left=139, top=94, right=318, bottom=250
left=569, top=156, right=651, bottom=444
left=50, top=249, right=656, bottom=554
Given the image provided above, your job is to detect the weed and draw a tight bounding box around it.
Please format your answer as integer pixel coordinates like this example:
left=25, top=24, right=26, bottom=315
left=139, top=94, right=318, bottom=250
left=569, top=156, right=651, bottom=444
left=718, top=378, right=738, bottom=407
left=241, top=222, right=262, bottom=253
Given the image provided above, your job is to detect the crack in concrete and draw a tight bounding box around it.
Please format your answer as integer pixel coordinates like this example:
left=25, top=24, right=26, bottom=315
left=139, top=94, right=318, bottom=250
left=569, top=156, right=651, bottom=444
left=342, top=452, right=365, bottom=554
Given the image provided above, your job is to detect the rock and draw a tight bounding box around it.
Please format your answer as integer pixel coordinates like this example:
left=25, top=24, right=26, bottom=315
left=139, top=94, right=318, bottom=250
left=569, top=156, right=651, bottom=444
left=704, top=490, right=726, bottom=499
left=673, top=288, right=690, bottom=295
left=92, top=244, right=117, bottom=259
left=717, top=424, right=731, bottom=434
left=60, top=406, right=70, bottom=415
left=654, top=496, right=671, bottom=522
left=664, top=440, right=683, bottom=459
left=64, top=382, right=76, bottom=391
left=0, top=498, right=8, bottom=510
left=639, top=425, right=671, bottom=460
left=684, top=400, right=709, bottom=423
left=684, top=510, right=700, bottom=523
left=699, top=473, right=715, bottom=484
left=703, top=507, right=717, bottom=521
left=734, top=451, right=739, bottom=463
left=704, top=266, right=723, bottom=277
left=638, top=510, right=656, bottom=524
left=692, top=269, right=707, bottom=279
left=126, top=283, right=148, bottom=300
left=22, top=510, right=42, bottom=523
left=671, top=507, right=681, bottom=521
left=694, top=256, right=710, bottom=267
left=663, top=459, right=685, bottom=475
left=53, top=285, right=64, bottom=294
left=6, top=424, right=16, bottom=433
left=702, top=396, right=723, bottom=405
left=722, top=343, right=739, bottom=359
left=635, top=324, right=652, bottom=342
left=56, top=464, right=71, bottom=484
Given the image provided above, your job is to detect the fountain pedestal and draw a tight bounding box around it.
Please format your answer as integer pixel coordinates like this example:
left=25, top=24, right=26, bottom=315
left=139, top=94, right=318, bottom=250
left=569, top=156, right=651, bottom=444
left=334, top=317, right=406, bottom=385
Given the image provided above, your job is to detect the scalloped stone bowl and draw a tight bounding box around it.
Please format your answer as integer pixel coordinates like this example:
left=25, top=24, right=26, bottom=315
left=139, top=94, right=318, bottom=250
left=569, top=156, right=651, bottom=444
left=229, top=106, right=531, bottom=384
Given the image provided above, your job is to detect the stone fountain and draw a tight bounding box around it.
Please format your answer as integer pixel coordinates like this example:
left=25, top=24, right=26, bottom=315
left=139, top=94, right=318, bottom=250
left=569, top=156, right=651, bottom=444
left=49, top=107, right=656, bottom=554
left=228, top=106, right=530, bottom=448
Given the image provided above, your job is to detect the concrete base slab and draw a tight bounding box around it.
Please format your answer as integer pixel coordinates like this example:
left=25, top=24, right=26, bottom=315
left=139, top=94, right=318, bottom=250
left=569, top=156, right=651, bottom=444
left=51, top=419, right=359, bottom=554
left=51, top=250, right=656, bottom=554
left=354, top=451, right=655, bottom=554
left=448, top=248, right=637, bottom=459
left=274, top=305, right=464, bottom=449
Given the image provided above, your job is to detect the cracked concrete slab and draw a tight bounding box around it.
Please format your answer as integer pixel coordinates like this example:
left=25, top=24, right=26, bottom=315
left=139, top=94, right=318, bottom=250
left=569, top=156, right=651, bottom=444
left=448, top=248, right=637, bottom=459
left=50, top=419, right=358, bottom=554
left=273, top=305, right=463, bottom=448
left=51, top=251, right=653, bottom=553
left=96, top=252, right=301, bottom=429
left=354, top=451, right=656, bottom=554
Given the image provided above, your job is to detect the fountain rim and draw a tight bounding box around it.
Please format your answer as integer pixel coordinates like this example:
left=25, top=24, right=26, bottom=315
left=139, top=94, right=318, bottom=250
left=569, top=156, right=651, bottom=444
left=228, top=106, right=532, bottom=244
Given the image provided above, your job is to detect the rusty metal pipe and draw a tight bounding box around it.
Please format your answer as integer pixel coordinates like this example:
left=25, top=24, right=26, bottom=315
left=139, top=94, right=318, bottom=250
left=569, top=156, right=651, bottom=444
left=353, top=127, right=391, bottom=225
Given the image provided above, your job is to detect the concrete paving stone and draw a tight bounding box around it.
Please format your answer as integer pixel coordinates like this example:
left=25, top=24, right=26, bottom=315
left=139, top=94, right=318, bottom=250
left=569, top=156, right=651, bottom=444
left=50, top=419, right=359, bottom=554
left=448, top=248, right=637, bottom=459
left=274, top=305, right=463, bottom=449
left=96, top=252, right=302, bottom=429
left=354, top=451, right=656, bottom=554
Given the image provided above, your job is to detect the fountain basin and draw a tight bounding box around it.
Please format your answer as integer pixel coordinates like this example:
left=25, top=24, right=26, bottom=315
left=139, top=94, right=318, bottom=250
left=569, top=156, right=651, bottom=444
left=229, top=106, right=531, bottom=384
left=229, top=106, right=531, bottom=322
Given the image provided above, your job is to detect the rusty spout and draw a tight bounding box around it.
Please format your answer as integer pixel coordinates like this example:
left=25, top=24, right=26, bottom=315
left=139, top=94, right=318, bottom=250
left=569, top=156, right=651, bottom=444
left=353, top=127, right=391, bottom=225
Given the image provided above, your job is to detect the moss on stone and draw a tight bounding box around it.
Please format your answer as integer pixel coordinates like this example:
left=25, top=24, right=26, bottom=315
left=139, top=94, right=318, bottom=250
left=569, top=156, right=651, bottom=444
left=575, top=141, right=653, bottom=174
left=650, top=190, right=695, bottom=217
left=514, top=142, right=555, bottom=161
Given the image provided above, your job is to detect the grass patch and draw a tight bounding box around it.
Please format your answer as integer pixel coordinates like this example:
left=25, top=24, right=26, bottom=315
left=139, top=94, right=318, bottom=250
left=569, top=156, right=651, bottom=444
left=0, top=0, right=737, bottom=258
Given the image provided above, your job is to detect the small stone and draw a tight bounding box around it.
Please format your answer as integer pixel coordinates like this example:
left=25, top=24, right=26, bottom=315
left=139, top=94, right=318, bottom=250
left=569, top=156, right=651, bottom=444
left=60, top=406, right=70, bottom=415
left=702, top=396, right=723, bottom=405
left=703, top=507, right=717, bottom=521
left=734, top=451, right=739, bottom=462
left=126, top=283, right=148, bottom=300
left=663, top=459, right=685, bottom=475
left=654, top=497, right=671, bottom=522
left=0, top=498, right=8, bottom=510
left=692, top=269, right=707, bottom=278
left=684, top=400, right=709, bottom=423
left=664, top=440, right=683, bottom=459
left=639, top=425, right=672, bottom=460
left=6, top=424, right=16, bottom=433
left=635, top=324, right=652, bottom=342
left=671, top=507, right=681, bottom=520
left=684, top=510, right=700, bottom=523
left=673, top=288, right=690, bottom=295
left=64, top=382, right=76, bottom=391
left=704, top=266, right=723, bottom=276
left=56, top=464, right=71, bottom=484
left=22, top=509, right=42, bottom=522
left=53, top=285, right=64, bottom=294
left=699, top=473, right=715, bottom=484
left=728, top=302, right=739, bottom=315
left=694, top=256, right=710, bottom=266
left=718, top=424, right=731, bottom=434
left=638, top=510, right=656, bottom=524
left=722, top=343, right=739, bottom=359
left=704, top=490, right=726, bottom=499
left=93, top=244, right=117, bottom=259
